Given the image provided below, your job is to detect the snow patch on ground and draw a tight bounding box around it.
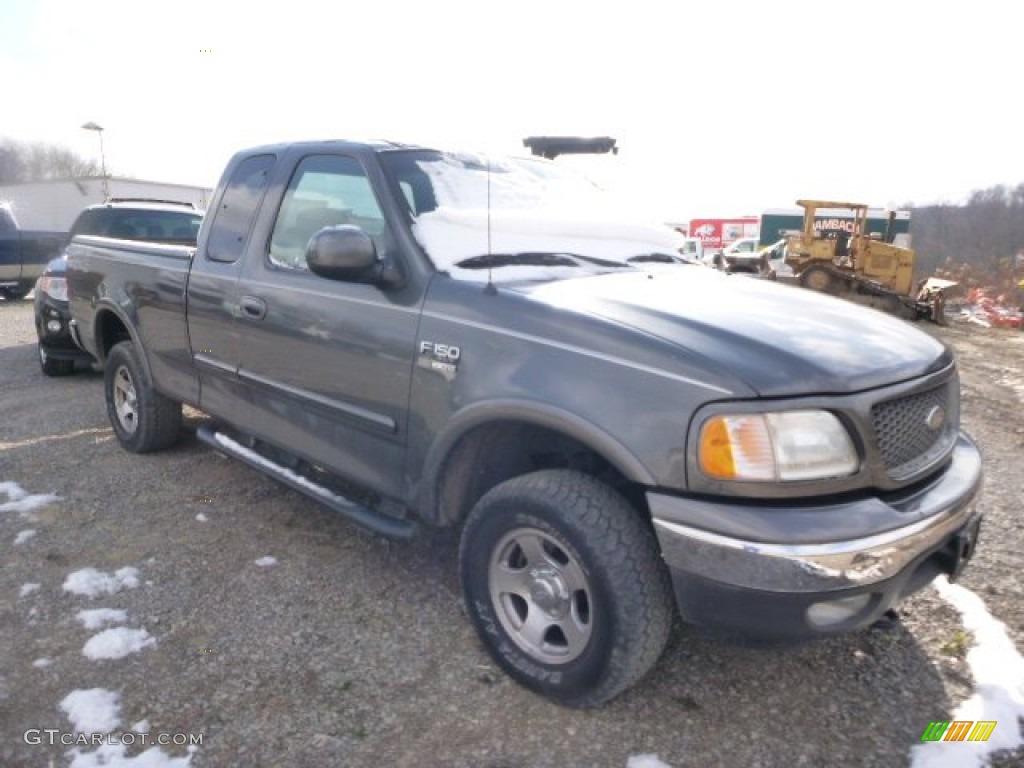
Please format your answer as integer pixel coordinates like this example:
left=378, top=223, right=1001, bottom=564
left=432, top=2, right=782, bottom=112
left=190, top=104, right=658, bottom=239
left=0, top=481, right=59, bottom=513
left=133, top=719, right=151, bottom=734
left=61, top=688, right=121, bottom=733
left=254, top=556, right=278, bottom=567
left=14, top=528, right=37, bottom=544
left=195, top=513, right=208, bottom=522
left=0, top=481, right=28, bottom=501
left=76, top=608, right=128, bottom=630
left=32, top=658, right=53, bottom=668
left=63, top=567, right=141, bottom=598
left=627, top=756, right=673, bottom=768
left=19, top=582, right=41, bottom=597
left=910, top=577, right=1024, bottom=767
left=82, top=628, right=156, bottom=660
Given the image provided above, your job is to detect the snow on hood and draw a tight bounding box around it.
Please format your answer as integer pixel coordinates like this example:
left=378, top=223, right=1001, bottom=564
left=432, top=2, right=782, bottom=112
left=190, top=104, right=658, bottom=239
left=412, top=206, right=687, bottom=281
left=402, top=151, right=687, bottom=281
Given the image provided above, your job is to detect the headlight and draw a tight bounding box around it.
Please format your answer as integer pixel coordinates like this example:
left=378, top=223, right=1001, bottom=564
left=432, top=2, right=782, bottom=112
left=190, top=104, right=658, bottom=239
left=38, top=276, right=68, bottom=302
left=698, top=410, right=858, bottom=482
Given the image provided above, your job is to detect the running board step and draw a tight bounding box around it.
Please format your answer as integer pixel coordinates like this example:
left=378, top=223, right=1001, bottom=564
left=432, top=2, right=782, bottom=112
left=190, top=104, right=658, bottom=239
left=196, top=424, right=417, bottom=540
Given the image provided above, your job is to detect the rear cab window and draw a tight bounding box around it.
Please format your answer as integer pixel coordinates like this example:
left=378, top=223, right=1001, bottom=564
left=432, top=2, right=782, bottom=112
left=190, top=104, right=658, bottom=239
left=206, top=154, right=277, bottom=263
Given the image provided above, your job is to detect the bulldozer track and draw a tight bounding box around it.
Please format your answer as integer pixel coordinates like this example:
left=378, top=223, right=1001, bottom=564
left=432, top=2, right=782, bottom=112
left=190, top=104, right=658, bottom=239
left=798, top=263, right=921, bottom=319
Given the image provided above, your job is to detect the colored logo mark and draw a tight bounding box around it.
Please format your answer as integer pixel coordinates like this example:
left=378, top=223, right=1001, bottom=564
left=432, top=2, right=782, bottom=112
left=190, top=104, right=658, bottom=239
left=920, top=721, right=996, bottom=742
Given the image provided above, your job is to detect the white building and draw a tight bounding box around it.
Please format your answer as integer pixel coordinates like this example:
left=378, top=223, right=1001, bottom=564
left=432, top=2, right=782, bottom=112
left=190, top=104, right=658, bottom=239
left=0, top=176, right=213, bottom=231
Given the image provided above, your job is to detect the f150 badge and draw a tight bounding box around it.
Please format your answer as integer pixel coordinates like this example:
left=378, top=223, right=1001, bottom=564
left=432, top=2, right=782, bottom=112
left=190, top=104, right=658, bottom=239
left=418, top=341, right=460, bottom=380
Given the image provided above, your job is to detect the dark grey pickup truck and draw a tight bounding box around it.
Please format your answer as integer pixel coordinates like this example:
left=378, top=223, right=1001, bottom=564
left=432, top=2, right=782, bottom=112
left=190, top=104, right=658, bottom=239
left=0, top=203, right=66, bottom=300
left=67, top=141, right=983, bottom=707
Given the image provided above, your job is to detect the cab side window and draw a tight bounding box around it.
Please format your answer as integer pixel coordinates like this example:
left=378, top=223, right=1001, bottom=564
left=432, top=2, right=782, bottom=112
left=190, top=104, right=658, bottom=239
left=206, top=154, right=276, bottom=263
left=269, top=155, right=386, bottom=272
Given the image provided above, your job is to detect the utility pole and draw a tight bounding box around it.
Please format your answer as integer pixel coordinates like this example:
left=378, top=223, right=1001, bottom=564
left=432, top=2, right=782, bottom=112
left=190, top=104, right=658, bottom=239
left=81, top=122, right=109, bottom=201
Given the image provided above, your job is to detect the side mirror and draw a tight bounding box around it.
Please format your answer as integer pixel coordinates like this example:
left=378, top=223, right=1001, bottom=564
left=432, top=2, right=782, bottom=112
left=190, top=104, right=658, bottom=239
left=305, top=225, right=399, bottom=286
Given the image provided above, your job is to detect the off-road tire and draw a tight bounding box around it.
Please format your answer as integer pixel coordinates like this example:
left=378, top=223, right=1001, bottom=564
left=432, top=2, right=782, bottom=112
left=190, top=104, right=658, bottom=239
left=459, top=469, right=674, bottom=708
left=104, top=340, right=181, bottom=453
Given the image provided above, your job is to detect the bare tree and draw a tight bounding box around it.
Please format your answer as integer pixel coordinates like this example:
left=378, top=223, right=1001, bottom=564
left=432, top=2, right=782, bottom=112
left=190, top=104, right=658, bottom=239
left=0, top=137, right=101, bottom=184
left=911, top=182, right=1024, bottom=292
left=0, top=144, right=21, bottom=183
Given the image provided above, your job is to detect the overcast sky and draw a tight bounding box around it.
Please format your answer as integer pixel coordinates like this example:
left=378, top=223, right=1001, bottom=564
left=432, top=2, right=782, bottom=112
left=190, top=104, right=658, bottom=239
left=2, top=0, right=1019, bottom=221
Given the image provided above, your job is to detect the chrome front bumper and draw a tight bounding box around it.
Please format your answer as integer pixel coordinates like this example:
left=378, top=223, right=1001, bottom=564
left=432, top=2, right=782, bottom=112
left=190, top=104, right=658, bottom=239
left=650, top=434, right=983, bottom=595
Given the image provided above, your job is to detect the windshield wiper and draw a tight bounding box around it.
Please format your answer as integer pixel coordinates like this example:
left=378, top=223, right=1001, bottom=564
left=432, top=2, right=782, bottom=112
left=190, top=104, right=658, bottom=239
left=454, top=252, right=632, bottom=269
left=455, top=252, right=578, bottom=269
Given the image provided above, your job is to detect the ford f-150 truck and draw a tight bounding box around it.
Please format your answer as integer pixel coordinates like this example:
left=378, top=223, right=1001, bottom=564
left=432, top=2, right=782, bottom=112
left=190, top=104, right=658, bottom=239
left=67, top=140, right=983, bottom=708
left=0, top=202, right=66, bottom=299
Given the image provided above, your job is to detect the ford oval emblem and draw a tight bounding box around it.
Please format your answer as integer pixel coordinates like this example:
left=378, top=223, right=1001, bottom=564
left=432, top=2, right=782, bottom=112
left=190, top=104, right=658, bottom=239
left=925, top=405, right=946, bottom=431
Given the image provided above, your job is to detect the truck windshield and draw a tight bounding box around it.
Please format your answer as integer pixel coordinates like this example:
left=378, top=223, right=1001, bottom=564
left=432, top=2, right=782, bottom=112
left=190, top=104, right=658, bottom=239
left=379, top=150, right=687, bottom=282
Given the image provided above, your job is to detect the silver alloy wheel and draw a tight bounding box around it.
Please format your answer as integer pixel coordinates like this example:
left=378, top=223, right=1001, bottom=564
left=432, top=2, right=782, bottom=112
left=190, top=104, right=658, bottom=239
left=488, top=527, right=593, bottom=664
left=112, top=364, right=139, bottom=434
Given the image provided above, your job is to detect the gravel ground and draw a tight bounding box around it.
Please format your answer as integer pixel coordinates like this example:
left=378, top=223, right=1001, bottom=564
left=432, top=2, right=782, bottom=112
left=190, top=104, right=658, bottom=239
left=1, top=296, right=1022, bottom=768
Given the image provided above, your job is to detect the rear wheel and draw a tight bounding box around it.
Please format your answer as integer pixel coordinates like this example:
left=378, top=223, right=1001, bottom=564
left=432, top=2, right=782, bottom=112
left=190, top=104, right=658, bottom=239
left=104, top=341, right=181, bottom=452
left=459, top=469, right=674, bottom=708
left=38, top=344, right=74, bottom=377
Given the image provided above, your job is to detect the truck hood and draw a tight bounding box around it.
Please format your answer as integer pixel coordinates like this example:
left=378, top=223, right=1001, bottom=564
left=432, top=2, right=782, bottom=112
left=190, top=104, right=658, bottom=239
left=515, top=267, right=950, bottom=396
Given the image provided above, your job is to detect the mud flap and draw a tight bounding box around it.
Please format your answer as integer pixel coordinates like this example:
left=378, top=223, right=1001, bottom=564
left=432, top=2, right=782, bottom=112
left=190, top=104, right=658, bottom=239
left=947, top=518, right=981, bottom=583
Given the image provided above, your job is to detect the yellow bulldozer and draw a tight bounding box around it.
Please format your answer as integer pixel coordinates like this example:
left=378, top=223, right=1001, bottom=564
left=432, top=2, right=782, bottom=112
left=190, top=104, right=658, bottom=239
left=783, top=200, right=947, bottom=324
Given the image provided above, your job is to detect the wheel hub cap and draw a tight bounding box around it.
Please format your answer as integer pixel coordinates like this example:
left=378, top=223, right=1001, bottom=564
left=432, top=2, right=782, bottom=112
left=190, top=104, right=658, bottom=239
left=488, top=527, right=593, bottom=664
left=529, top=567, right=570, bottom=618
left=113, top=365, right=139, bottom=434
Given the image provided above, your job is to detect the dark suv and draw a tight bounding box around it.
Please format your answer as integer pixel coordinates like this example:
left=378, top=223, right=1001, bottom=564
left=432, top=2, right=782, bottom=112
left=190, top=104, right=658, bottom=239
left=35, top=200, right=203, bottom=375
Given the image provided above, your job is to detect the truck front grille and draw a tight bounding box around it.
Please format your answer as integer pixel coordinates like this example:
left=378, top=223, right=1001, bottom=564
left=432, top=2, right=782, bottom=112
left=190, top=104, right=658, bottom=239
left=871, top=379, right=958, bottom=482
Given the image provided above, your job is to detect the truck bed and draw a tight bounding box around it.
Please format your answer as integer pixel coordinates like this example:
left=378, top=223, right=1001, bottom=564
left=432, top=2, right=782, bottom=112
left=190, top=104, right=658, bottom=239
left=66, top=235, right=198, bottom=402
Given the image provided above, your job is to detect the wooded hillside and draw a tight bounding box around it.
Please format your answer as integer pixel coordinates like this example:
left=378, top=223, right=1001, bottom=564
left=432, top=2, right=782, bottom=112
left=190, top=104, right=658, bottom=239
left=911, top=184, right=1024, bottom=295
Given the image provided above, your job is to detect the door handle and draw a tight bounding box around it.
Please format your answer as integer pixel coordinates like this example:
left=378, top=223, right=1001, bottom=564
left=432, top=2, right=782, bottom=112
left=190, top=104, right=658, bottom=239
left=239, top=295, right=267, bottom=320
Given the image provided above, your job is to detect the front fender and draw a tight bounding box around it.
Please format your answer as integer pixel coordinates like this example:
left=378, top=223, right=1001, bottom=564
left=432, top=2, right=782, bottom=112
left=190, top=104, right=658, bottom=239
left=414, top=398, right=656, bottom=524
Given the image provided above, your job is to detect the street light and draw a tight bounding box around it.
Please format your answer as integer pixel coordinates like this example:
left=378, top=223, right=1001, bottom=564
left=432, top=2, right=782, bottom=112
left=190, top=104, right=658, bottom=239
left=81, top=122, right=109, bottom=201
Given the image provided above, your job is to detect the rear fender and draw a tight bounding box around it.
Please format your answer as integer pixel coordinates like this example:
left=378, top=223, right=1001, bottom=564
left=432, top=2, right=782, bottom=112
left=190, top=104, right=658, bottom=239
left=92, top=299, right=153, bottom=382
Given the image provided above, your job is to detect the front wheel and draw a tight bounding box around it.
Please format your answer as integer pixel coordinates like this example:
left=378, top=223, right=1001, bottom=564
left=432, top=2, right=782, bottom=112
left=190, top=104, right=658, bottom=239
left=0, top=283, right=32, bottom=301
left=39, top=344, right=74, bottom=377
left=104, top=341, right=181, bottom=453
left=459, top=470, right=674, bottom=708
left=799, top=264, right=837, bottom=294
